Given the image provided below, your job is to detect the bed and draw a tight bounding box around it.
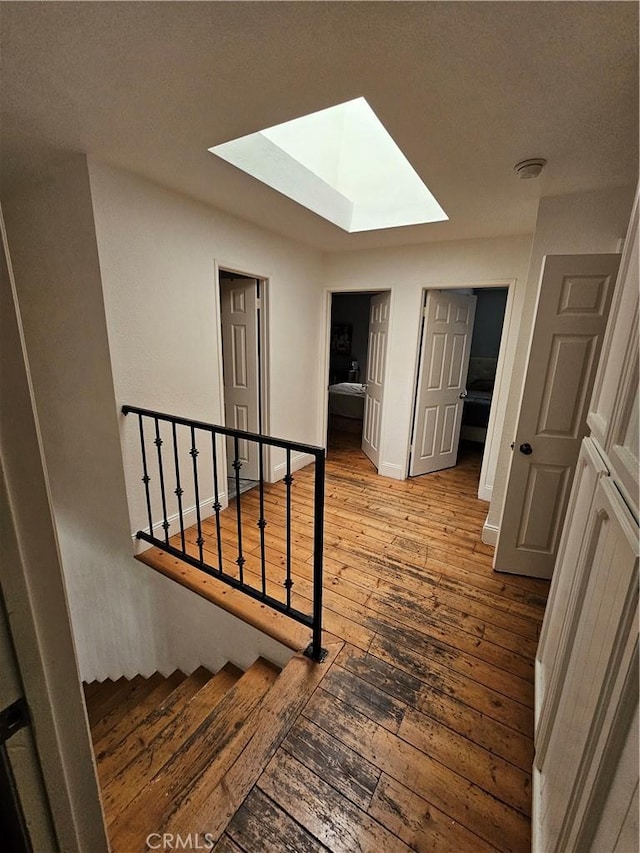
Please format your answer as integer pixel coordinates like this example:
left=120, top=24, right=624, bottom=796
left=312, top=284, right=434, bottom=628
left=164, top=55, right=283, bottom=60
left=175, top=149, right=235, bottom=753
left=328, top=382, right=366, bottom=420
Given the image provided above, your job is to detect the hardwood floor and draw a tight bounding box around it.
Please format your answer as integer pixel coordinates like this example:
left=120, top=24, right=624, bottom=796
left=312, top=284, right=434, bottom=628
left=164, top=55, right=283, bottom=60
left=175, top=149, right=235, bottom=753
left=210, top=432, right=549, bottom=852
left=94, top=431, right=549, bottom=851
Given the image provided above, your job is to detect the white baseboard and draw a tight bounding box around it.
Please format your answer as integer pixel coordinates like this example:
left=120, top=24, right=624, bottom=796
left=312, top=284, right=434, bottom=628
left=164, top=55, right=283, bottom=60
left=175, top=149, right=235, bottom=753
left=481, top=520, right=499, bottom=546
left=131, top=492, right=226, bottom=551
left=378, top=461, right=405, bottom=480
left=477, top=482, right=493, bottom=502
left=272, top=451, right=315, bottom=478
left=531, top=766, right=543, bottom=853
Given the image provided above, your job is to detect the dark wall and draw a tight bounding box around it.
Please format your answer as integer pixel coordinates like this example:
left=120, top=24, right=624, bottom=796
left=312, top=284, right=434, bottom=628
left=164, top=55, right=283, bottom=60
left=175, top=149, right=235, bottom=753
left=330, top=293, right=372, bottom=382
left=470, top=288, right=508, bottom=358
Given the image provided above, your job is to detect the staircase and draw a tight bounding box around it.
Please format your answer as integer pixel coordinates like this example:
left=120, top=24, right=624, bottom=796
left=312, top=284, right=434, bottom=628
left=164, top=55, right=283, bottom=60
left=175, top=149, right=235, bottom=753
left=84, top=656, right=293, bottom=852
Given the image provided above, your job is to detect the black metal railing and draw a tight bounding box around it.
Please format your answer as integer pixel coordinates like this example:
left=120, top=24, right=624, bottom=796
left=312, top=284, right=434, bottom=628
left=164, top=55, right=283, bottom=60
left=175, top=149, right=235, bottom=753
left=122, top=405, right=327, bottom=662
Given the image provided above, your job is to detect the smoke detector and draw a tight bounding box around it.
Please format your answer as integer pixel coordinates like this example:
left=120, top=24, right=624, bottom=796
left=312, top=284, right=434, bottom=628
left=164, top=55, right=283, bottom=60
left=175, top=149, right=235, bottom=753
left=514, top=158, right=546, bottom=179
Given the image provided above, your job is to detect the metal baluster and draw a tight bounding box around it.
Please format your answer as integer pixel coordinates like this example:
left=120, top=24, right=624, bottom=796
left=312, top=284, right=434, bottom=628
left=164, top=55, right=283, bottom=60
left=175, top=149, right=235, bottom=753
left=211, top=432, right=223, bottom=573
left=190, top=426, right=204, bottom=563
left=284, top=449, right=293, bottom=610
left=233, top=435, right=245, bottom=585
left=257, top=440, right=267, bottom=597
left=308, top=451, right=327, bottom=662
left=123, top=404, right=328, bottom=661
left=172, top=422, right=186, bottom=553
left=138, top=414, right=154, bottom=537
left=154, top=418, right=170, bottom=545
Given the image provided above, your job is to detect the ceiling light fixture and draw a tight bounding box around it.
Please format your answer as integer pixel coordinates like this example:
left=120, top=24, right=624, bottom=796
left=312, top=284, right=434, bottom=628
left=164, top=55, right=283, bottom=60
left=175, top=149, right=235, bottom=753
left=514, top=158, right=547, bottom=179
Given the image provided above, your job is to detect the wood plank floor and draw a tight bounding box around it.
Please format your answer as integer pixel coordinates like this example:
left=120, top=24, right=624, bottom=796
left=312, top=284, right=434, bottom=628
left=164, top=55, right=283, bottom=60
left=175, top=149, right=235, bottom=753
left=195, top=432, right=550, bottom=853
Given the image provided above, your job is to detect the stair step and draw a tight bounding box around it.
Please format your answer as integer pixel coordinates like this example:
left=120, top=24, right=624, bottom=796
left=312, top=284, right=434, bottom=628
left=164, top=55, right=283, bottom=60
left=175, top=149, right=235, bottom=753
left=108, top=658, right=280, bottom=852
left=101, top=661, right=246, bottom=821
left=91, top=670, right=184, bottom=746
left=96, top=664, right=226, bottom=787
left=82, top=679, right=106, bottom=700
left=85, top=675, right=149, bottom=727
left=95, top=667, right=218, bottom=787
left=167, top=641, right=341, bottom=844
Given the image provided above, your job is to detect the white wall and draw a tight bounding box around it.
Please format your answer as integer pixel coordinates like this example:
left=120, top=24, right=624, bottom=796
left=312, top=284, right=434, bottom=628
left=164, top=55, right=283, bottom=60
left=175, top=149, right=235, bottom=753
left=88, top=159, right=326, bottom=536
left=324, top=235, right=533, bottom=516
left=4, top=156, right=314, bottom=682
left=1, top=199, right=109, bottom=852
left=86, top=159, right=324, bottom=672
left=3, top=156, right=172, bottom=682
left=486, top=184, right=636, bottom=540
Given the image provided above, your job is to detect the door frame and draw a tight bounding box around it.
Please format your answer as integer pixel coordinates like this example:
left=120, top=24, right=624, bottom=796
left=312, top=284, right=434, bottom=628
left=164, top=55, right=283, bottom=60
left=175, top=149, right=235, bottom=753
left=214, top=261, right=270, bottom=483
left=408, top=279, right=517, bottom=500
left=319, top=286, right=394, bottom=460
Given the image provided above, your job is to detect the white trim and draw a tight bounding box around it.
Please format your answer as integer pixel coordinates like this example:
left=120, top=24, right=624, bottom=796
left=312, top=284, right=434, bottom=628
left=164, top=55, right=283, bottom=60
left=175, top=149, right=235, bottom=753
left=131, top=494, right=226, bottom=551
left=532, top=766, right=543, bottom=853
left=482, top=519, right=499, bottom=545
left=477, top=482, right=492, bottom=502
left=273, top=451, right=315, bottom=477
left=378, top=461, right=405, bottom=480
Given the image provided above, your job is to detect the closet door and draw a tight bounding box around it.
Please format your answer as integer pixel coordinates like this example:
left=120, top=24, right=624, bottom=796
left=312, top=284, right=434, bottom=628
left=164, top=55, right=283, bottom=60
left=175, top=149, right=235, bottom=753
left=533, top=472, right=638, bottom=852
left=588, top=193, right=639, bottom=516
left=534, top=437, right=608, bottom=730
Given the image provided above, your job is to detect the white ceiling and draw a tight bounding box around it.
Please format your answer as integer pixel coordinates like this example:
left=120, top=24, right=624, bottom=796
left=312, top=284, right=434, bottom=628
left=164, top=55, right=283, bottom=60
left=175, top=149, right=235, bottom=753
left=1, top=2, right=638, bottom=252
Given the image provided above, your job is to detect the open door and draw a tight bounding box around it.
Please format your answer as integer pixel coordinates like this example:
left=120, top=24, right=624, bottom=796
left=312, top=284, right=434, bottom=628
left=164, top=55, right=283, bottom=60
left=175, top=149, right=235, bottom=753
left=219, top=276, right=260, bottom=481
left=409, top=290, right=476, bottom=476
left=362, top=292, right=390, bottom=469
left=495, top=253, right=620, bottom=579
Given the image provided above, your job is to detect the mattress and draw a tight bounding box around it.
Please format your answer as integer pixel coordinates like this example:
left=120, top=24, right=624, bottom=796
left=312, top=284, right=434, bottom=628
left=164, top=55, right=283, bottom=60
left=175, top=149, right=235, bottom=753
left=328, top=382, right=366, bottom=419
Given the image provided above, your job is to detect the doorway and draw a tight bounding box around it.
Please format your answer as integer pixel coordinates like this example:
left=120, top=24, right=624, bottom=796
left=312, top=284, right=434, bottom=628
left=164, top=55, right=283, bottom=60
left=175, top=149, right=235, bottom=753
left=325, top=290, right=391, bottom=472
left=217, top=269, right=268, bottom=499
left=409, top=285, right=509, bottom=493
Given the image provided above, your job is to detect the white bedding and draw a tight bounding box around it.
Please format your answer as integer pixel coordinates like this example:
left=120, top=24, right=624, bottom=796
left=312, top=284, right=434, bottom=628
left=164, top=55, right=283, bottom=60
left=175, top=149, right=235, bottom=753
left=328, top=383, right=366, bottom=419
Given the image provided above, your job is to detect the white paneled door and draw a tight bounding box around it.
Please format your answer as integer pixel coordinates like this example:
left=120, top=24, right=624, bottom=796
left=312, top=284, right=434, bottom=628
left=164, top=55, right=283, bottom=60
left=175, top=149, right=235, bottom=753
left=220, top=277, right=260, bottom=480
left=495, top=253, right=620, bottom=578
left=362, top=292, right=390, bottom=470
left=533, top=444, right=638, bottom=853
left=409, top=290, right=476, bottom=476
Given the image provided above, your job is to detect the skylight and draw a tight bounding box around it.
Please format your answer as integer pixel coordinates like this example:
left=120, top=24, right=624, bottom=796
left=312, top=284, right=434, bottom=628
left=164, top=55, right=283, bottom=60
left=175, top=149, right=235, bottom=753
left=209, top=97, right=448, bottom=233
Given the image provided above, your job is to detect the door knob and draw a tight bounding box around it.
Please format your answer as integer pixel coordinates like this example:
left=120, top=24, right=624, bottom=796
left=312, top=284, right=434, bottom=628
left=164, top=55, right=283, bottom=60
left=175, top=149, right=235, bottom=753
left=459, top=390, right=468, bottom=399
left=519, top=443, right=533, bottom=455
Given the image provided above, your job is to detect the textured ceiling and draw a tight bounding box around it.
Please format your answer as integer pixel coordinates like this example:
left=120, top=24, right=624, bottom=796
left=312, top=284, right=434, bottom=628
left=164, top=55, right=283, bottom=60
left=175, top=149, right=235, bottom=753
left=1, top=1, right=638, bottom=251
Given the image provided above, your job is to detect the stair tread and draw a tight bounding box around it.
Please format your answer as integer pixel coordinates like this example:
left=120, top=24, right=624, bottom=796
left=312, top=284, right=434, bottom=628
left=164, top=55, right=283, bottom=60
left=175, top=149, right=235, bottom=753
left=108, top=658, right=280, bottom=851
left=92, top=667, right=205, bottom=779
left=85, top=675, right=149, bottom=727
left=91, top=671, right=184, bottom=746
left=82, top=679, right=106, bottom=700
left=101, top=661, right=245, bottom=821
left=96, top=667, right=222, bottom=788
left=167, top=641, right=342, bottom=845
